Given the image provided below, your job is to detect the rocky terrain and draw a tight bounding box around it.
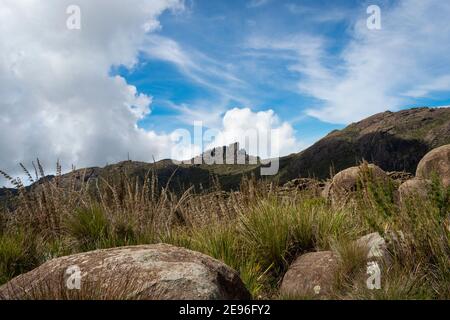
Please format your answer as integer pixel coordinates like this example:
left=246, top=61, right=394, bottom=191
left=3, top=107, right=448, bottom=197
left=0, top=107, right=449, bottom=300
left=276, top=107, right=450, bottom=183
left=1, top=142, right=449, bottom=300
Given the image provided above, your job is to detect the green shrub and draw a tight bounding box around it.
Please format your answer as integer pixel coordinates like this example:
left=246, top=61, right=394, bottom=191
left=238, top=197, right=358, bottom=278
left=0, top=231, right=40, bottom=285
left=239, top=198, right=292, bottom=274
left=65, top=206, right=110, bottom=251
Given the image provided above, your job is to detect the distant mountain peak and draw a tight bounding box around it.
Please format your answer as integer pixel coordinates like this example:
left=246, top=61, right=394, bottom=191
left=179, top=142, right=259, bottom=165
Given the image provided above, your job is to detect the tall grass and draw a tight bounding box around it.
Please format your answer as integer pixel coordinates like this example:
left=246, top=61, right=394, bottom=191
left=0, top=162, right=449, bottom=299
left=0, top=230, right=40, bottom=284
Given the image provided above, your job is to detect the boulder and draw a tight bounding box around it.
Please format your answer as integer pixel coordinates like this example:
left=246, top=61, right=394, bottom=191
left=398, top=178, right=432, bottom=204
left=327, top=164, right=390, bottom=205
left=280, top=251, right=338, bottom=298
left=416, top=144, right=450, bottom=187
left=321, top=181, right=332, bottom=199
left=0, top=244, right=251, bottom=300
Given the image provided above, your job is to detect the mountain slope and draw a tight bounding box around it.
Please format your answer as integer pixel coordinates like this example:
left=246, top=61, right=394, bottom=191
left=276, top=107, right=450, bottom=182
left=44, top=158, right=259, bottom=194
left=3, top=107, right=450, bottom=195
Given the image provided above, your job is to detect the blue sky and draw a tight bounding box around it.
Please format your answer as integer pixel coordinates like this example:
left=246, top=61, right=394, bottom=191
left=1, top=0, right=450, bottom=183
left=115, top=0, right=450, bottom=149
left=115, top=0, right=362, bottom=145
left=112, top=0, right=450, bottom=151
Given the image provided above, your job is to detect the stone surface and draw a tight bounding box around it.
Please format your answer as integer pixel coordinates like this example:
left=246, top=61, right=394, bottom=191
left=416, top=144, right=450, bottom=187
left=280, top=251, right=338, bottom=298
left=398, top=178, right=432, bottom=204
left=0, top=244, right=251, bottom=300
left=327, top=163, right=390, bottom=205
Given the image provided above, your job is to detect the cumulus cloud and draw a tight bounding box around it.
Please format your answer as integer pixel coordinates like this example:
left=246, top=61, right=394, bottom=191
left=0, top=0, right=184, bottom=184
left=205, top=108, right=301, bottom=159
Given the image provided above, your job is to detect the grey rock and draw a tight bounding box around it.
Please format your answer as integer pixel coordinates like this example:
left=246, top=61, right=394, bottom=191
left=0, top=244, right=250, bottom=300
left=280, top=251, right=338, bottom=298
left=416, top=144, right=450, bottom=187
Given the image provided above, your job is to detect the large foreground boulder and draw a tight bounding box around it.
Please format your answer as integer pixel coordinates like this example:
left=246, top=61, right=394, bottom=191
left=0, top=244, right=251, bottom=300
left=325, top=164, right=390, bottom=205
left=280, top=251, right=338, bottom=298
left=416, top=144, right=450, bottom=187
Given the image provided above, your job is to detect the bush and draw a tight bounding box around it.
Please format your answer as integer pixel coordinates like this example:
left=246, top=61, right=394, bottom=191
left=65, top=206, right=110, bottom=251
left=0, top=230, right=40, bottom=285
left=239, top=197, right=359, bottom=276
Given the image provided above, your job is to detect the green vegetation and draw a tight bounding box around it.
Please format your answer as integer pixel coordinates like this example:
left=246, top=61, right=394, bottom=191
left=0, top=163, right=449, bottom=300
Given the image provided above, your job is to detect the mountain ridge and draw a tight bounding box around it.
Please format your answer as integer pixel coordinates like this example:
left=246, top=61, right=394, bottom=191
left=275, top=107, right=450, bottom=183
left=2, top=107, right=450, bottom=194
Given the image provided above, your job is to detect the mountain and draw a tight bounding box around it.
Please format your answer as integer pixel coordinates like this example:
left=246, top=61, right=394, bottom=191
left=3, top=107, right=450, bottom=195
left=185, top=142, right=259, bottom=165
left=33, top=143, right=260, bottom=194
left=275, top=107, right=450, bottom=183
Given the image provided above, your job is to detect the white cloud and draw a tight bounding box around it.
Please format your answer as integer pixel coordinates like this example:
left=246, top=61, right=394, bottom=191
left=141, top=35, right=249, bottom=105
left=0, top=0, right=184, bottom=184
left=206, top=108, right=302, bottom=159
left=164, top=100, right=226, bottom=128
left=0, top=0, right=300, bottom=186
left=252, top=0, right=450, bottom=124
left=306, top=0, right=450, bottom=123
left=247, top=0, right=270, bottom=9
left=285, top=3, right=353, bottom=22
left=402, top=75, right=450, bottom=98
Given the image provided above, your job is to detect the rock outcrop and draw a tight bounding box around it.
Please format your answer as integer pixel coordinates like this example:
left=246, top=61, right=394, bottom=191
left=387, top=171, right=415, bottom=184
left=416, top=144, right=450, bottom=187
left=276, top=107, right=450, bottom=183
left=280, top=233, right=391, bottom=299
left=398, top=178, right=432, bottom=204
left=325, top=163, right=390, bottom=205
left=0, top=244, right=251, bottom=300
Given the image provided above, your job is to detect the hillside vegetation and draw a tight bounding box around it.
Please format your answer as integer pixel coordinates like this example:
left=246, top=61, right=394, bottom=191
left=0, top=162, right=449, bottom=299
left=0, top=107, right=449, bottom=299
left=276, top=107, right=450, bottom=182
